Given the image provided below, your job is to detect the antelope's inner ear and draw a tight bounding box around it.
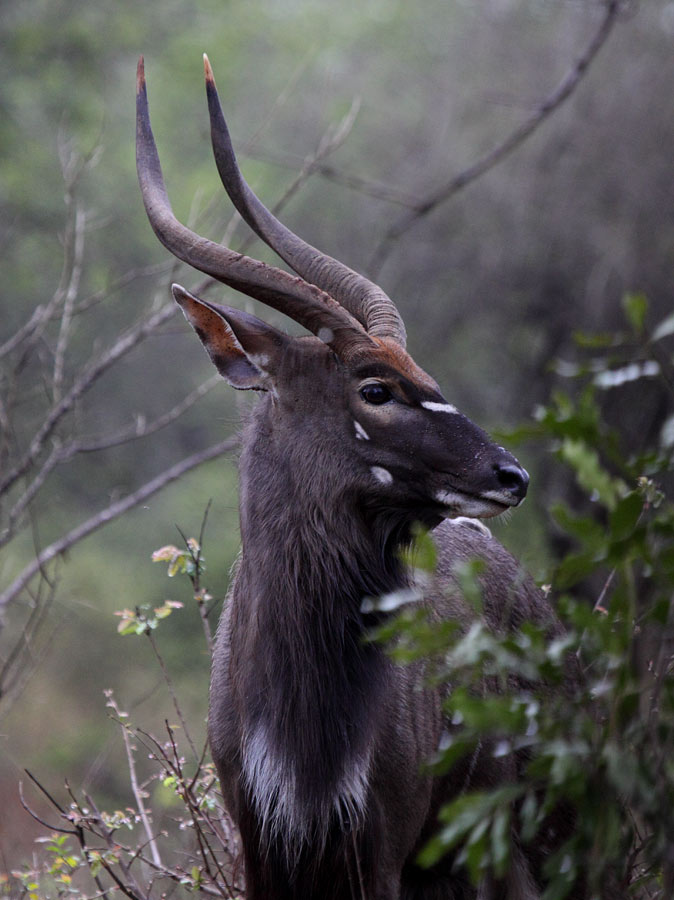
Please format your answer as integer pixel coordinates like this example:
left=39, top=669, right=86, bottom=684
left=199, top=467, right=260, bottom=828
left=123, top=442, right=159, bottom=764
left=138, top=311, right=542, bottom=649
left=172, top=283, right=286, bottom=390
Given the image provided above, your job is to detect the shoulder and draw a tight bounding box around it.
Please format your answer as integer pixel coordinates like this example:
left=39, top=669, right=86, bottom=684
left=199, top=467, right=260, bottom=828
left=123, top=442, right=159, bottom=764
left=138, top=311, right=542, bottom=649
left=429, top=518, right=560, bottom=634
left=433, top=517, right=515, bottom=574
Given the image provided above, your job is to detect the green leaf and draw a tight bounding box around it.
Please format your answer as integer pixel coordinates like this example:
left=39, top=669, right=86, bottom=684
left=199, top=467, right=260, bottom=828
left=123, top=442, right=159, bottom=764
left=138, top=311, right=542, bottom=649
left=572, top=330, right=621, bottom=349
left=558, top=438, right=621, bottom=510
left=622, top=292, right=648, bottom=334
left=554, top=551, right=602, bottom=590
left=400, top=524, right=437, bottom=573
left=453, top=557, right=485, bottom=613
left=608, top=491, right=643, bottom=541
left=428, top=735, right=478, bottom=774
left=520, top=790, right=540, bottom=843
left=418, top=786, right=522, bottom=868
left=551, top=503, right=605, bottom=549
left=490, top=806, right=511, bottom=878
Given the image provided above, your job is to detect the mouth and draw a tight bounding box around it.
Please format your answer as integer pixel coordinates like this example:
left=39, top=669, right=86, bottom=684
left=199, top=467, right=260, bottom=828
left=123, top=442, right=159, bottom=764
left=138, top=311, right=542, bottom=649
left=432, top=487, right=519, bottom=520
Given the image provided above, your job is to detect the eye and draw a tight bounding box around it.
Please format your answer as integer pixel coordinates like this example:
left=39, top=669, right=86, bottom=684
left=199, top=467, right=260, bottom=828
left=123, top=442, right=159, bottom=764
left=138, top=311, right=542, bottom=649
left=360, top=382, right=392, bottom=405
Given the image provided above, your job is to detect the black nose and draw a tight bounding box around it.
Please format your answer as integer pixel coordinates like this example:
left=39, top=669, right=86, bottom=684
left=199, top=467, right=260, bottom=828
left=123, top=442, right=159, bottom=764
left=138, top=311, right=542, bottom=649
left=494, top=463, right=529, bottom=502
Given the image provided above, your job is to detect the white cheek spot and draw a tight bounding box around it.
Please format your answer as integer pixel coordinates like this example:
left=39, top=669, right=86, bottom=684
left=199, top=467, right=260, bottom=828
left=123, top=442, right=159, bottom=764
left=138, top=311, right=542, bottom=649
left=317, top=327, right=334, bottom=344
left=422, top=401, right=459, bottom=414
left=371, top=466, right=393, bottom=485
left=354, top=420, right=370, bottom=441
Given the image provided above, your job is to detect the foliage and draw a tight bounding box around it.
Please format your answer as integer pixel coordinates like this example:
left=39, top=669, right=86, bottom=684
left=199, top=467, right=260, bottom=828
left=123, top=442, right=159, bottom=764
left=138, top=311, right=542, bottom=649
left=5, top=536, right=242, bottom=900
left=376, top=297, right=674, bottom=898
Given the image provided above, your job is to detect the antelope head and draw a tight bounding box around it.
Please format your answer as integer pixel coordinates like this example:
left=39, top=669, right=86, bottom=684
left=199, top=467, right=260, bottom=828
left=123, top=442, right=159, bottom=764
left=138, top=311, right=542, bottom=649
left=135, top=56, right=529, bottom=531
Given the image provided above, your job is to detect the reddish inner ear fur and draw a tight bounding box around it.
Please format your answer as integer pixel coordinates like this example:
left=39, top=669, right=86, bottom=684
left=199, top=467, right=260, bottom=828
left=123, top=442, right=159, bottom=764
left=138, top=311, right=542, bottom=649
left=180, top=296, right=248, bottom=362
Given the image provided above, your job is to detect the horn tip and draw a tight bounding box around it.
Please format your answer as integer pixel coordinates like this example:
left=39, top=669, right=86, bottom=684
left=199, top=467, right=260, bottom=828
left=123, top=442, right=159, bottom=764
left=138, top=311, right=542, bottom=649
left=203, top=53, right=214, bottom=85
left=136, top=56, right=146, bottom=94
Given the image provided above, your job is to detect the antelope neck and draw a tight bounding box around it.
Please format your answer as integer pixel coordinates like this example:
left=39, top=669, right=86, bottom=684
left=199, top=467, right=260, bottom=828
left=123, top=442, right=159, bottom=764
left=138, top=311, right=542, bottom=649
left=232, top=428, right=407, bottom=843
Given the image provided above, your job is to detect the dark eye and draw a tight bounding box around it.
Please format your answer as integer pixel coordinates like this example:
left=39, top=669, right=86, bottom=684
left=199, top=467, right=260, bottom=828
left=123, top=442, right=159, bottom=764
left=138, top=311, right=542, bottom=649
left=360, top=383, right=392, bottom=405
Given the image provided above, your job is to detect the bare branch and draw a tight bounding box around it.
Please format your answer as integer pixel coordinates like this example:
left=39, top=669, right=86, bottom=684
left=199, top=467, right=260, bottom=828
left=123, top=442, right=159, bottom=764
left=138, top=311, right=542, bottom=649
left=53, top=202, right=87, bottom=402
left=1, top=375, right=221, bottom=553
left=0, top=575, right=60, bottom=704
left=2, top=145, right=98, bottom=367
left=74, top=261, right=172, bottom=316
left=368, top=0, right=623, bottom=277
left=0, top=436, right=237, bottom=618
left=193, top=97, right=364, bottom=293
left=106, top=693, right=163, bottom=871
left=146, top=631, right=200, bottom=763
left=0, top=304, right=46, bottom=360
left=247, top=148, right=420, bottom=208
left=73, top=373, right=222, bottom=455
left=1, top=443, right=63, bottom=551
left=0, top=302, right=178, bottom=498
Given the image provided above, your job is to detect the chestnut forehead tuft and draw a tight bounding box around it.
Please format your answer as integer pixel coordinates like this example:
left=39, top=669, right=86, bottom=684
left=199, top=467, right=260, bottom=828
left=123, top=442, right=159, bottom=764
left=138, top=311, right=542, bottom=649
left=365, top=337, right=441, bottom=395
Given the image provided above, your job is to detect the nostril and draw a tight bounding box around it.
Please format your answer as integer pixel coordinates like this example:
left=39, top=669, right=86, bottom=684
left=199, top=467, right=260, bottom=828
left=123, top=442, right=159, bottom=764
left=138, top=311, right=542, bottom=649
left=494, top=463, right=529, bottom=501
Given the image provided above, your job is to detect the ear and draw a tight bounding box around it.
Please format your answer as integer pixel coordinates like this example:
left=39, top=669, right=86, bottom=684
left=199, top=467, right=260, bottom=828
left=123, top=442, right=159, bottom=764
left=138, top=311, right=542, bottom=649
left=172, top=283, right=289, bottom=390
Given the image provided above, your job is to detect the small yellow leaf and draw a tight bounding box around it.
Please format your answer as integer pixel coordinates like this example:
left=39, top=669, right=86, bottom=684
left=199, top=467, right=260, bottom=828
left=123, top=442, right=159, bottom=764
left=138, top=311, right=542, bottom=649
left=152, top=545, right=181, bottom=562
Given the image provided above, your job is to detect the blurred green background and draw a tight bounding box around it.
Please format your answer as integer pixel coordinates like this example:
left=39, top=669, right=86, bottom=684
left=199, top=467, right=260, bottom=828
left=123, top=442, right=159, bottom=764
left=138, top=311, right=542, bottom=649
left=1, top=0, right=672, bottom=867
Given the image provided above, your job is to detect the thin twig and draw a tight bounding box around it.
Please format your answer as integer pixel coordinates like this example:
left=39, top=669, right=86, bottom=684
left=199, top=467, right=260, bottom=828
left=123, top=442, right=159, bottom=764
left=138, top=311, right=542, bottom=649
left=0, top=375, right=221, bottom=552
left=1, top=443, right=63, bottom=551
left=177, top=503, right=216, bottom=652
left=248, top=147, right=419, bottom=208
left=135, top=725, right=237, bottom=895
left=193, top=97, right=362, bottom=296
left=165, top=726, right=233, bottom=898
left=368, top=0, right=623, bottom=277
left=60, top=782, right=115, bottom=900
left=146, top=631, right=200, bottom=762
left=0, top=302, right=179, bottom=498
left=83, top=792, right=152, bottom=900
left=73, top=374, right=222, bottom=454
left=0, top=304, right=46, bottom=359
left=106, top=693, right=163, bottom=871
left=53, top=203, right=86, bottom=402
left=0, top=575, right=60, bottom=703
left=19, top=773, right=75, bottom=835
left=162, top=723, right=235, bottom=898
left=73, top=261, right=172, bottom=315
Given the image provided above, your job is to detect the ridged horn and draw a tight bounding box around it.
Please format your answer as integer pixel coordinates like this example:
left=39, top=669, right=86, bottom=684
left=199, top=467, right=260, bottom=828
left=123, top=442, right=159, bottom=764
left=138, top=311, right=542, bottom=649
left=203, top=54, right=407, bottom=348
left=135, top=57, right=375, bottom=360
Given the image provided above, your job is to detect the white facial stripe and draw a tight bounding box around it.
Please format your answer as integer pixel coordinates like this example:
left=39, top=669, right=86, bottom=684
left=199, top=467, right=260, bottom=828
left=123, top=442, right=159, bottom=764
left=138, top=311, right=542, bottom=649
left=434, top=489, right=464, bottom=507
left=371, top=466, right=393, bottom=485
left=480, top=489, right=516, bottom=505
left=422, top=401, right=459, bottom=414
left=434, top=489, right=505, bottom=519
left=354, top=420, right=370, bottom=441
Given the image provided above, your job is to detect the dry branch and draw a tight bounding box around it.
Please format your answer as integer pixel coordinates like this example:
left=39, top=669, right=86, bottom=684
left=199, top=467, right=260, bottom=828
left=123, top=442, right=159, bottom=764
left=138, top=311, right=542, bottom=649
left=368, top=0, right=623, bottom=277
left=0, top=437, right=237, bottom=620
